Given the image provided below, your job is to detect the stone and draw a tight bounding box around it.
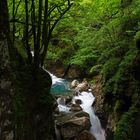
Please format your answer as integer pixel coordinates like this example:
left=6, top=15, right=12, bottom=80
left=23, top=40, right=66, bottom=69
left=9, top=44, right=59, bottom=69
left=60, top=117, right=91, bottom=139
left=74, top=111, right=90, bottom=118
left=71, top=80, right=79, bottom=88
left=70, top=104, right=82, bottom=112
left=75, top=82, right=89, bottom=92
left=57, top=97, right=66, bottom=105
left=75, top=130, right=96, bottom=140
left=75, top=99, right=82, bottom=105
left=55, top=111, right=91, bottom=139
left=65, top=95, right=73, bottom=105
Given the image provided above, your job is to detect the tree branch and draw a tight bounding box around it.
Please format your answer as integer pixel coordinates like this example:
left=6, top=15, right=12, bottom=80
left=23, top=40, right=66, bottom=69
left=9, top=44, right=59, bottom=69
left=31, top=0, right=37, bottom=56
left=34, top=0, right=43, bottom=67
left=40, top=1, right=73, bottom=65
left=25, top=0, right=32, bottom=63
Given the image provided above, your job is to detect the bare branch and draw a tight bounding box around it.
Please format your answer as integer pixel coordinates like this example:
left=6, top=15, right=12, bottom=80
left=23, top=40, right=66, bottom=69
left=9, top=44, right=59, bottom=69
left=40, top=2, right=73, bottom=65
left=24, top=0, right=32, bottom=63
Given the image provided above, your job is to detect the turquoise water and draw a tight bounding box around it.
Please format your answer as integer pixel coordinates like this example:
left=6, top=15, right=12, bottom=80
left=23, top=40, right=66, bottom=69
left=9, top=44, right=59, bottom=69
left=51, top=80, right=71, bottom=95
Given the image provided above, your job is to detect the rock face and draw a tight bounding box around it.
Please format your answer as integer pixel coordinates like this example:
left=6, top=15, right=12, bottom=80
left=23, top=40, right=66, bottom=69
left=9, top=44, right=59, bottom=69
left=55, top=111, right=91, bottom=140
left=92, top=76, right=106, bottom=126
left=47, top=61, right=85, bottom=79
left=92, top=75, right=115, bottom=139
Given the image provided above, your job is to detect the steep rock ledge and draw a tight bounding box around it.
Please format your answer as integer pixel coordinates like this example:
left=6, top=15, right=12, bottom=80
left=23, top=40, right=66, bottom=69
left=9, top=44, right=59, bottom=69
left=92, top=75, right=116, bottom=140
left=46, top=61, right=86, bottom=79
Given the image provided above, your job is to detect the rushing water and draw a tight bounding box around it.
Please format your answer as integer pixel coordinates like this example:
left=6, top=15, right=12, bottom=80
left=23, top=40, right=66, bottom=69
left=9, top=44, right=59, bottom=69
left=50, top=72, right=106, bottom=140
left=73, top=92, right=105, bottom=140
left=49, top=72, right=71, bottom=95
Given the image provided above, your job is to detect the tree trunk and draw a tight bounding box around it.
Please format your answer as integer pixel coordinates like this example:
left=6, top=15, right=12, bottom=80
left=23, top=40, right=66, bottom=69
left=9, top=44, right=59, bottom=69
left=0, top=0, right=55, bottom=140
left=0, top=0, right=13, bottom=140
left=13, top=65, right=55, bottom=140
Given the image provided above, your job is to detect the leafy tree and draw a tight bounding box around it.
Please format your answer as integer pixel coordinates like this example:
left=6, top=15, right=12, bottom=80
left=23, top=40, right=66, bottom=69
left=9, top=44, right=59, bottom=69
left=1, top=0, right=73, bottom=139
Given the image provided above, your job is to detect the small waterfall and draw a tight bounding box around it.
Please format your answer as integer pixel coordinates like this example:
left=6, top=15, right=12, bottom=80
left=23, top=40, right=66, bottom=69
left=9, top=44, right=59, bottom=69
left=50, top=72, right=106, bottom=140
left=48, top=71, right=70, bottom=95
left=57, top=97, right=70, bottom=112
left=55, top=124, right=61, bottom=140
left=49, top=72, right=64, bottom=85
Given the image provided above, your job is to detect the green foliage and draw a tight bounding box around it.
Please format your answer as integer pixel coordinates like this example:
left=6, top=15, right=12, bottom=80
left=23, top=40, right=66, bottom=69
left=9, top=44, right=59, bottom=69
left=114, top=100, right=124, bottom=114
left=8, top=0, right=140, bottom=138
left=101, top=58, right=121, bottom=82
left=46, top=1, right=140, bottom=139
left=114, top=106, right=138, bottom=140
left=68, top=47, right=99, bottom=68
left=89, top=64, right=102, bottom=75
left=134, top=30, right=140, bottom=40
left=112, top=48, right=137, bottom=96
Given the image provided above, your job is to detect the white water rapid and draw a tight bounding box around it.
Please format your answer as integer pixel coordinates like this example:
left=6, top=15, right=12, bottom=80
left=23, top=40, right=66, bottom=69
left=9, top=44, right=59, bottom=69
left=50, top=72, right=106, bottom=140
left=48, top=71, right=64, bottom=85
left=73, top=92, right=105, bottom=140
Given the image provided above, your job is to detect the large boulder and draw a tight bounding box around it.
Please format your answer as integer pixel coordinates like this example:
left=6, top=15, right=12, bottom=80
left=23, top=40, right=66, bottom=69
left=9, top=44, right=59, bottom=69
left=55, top=111, right=91, bottom=140
left=60, top=117, right=91, bottom=139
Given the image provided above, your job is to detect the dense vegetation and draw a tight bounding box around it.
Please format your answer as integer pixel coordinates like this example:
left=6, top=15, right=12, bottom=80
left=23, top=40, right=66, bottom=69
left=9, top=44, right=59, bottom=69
left=46, top=0, right=140, bottom=139
left=1, top=0, right=140, bottom=139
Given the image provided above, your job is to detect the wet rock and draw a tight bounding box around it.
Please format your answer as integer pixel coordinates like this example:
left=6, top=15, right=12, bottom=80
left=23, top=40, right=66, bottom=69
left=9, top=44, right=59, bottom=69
left=74, top=111, right=90, bottom=118
left=71, top=80, right=79, bottom=88
left=75, top=82, right=89, bottom=92
left=70, top=104, right=82, bottom=112
left=57, top=97, right=66, bottom=105
left=75, top=99, right=82, bottom=105
left=55, top=111, right=91, bottom=140
left=75, top=130, right=96, bottom=140
left=60, top=117, right=91, bottom=139
left=65, top=95, right=73, bottom=105
left=56, top=111, right=90, bottom=125
left=73, top=91, right=79, bottom=96
left=54, top=107, right=60, bottom=115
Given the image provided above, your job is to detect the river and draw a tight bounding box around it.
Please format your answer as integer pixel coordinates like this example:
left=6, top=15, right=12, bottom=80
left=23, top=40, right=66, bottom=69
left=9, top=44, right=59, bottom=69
left=50, top=72, right=106, bottom=140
